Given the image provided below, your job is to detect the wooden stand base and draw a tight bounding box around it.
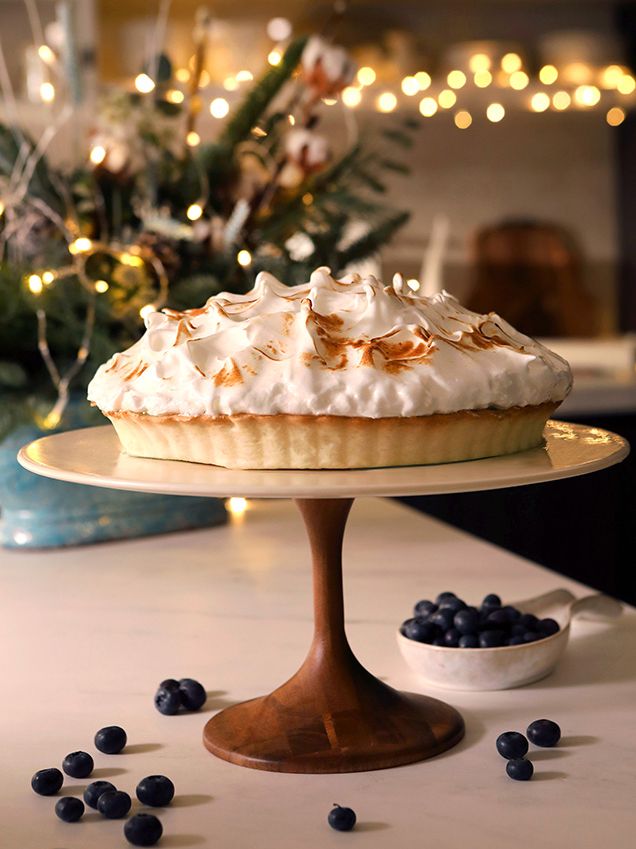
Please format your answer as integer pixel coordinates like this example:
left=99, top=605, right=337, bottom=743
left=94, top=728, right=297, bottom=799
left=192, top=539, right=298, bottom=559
left=203, top=498, right=464, bottom=773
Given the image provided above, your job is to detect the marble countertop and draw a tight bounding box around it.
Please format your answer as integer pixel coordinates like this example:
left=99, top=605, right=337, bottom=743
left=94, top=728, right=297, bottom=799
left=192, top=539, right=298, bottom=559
left=1, top=498, right=634, bottom=849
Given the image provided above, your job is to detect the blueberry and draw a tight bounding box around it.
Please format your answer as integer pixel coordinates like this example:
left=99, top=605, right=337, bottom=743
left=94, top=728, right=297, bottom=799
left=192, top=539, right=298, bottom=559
left=508, top=635, right=526, bottom=645
left=519, top=612, right=539, bottom=630
left=458, top=634, right=479, bottom=648
left=95, top=725, right=127, bottom=754
left=537, top=618, right=560, bottom=637
left=400, top=617, right=415, bottom=636
left=523, top=631, right=542, bottom=643
left=328, top=804, right=357, bottom=832
left=486, top=609, right=511, bottom=629
left=432, top=637, right=445, bottom=646
left=414, top=599, right=437, bottom=617
left=454, top=608, right=480, bottom=635
left=62, top=751, right=94, bottom=779
left=404, top=618, right=436, bottom=643
left=124, top=813, right=164, bottom=846
left=136, top=775, right=175, bottom=807
left=429, top=610, right=456, bottom=631
left=179, top=678, right=207, bottom=711
left=435, top=592, right=456, bottom=604
left=98, top=790, right=132, bottom=819
left=501, top=605, right=522, bottom=622
left=511, top=623, right=526, bottom=637
left=482, top=593, right=502, bottom=608
left=154, top=685, right=182, bottom=715
left=84, top=780, right=116, bottom=809
left=438, top=597, right=466, bottom=613
left=159, top=678, right=180, bottom=691
left=443, top=627, right=460, bottom=647
left=506, top=758, right=534, bottom=781
left=496, top=731, right=529, bottom=759
left=55, top=796, right=85, bottom=822
left=31, top=768, right=63, bottom=796
left=479, top=629, right=506, bottom=648
left=527, top=719, right=561, bottom=747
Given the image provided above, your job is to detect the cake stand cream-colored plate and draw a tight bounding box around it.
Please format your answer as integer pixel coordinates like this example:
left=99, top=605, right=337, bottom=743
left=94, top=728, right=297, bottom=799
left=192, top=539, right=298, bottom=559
left=17, top=420, right=628, bottom=499
left=17, top=421, right=629, bottom=776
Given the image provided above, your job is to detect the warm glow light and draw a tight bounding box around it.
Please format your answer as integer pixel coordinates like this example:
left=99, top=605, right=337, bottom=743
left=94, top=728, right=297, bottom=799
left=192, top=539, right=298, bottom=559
left=42, top=271, right=55, bottom=285
left=302, top=192, right=313, bottom=206
left=474, top=70, right=493, bottom=88
left=376, top=91, right=397, bottom=113
left=166, top=89, right=184, bottom=104
left=342, top=86, right=362, bottom=107
left=415, top=71, right=432, bottom=90
left=199, top=70, right=210, bottom=87
left=469, top=53, right=491, bottom=73
left=135, top=73, right=155, bottom=94
left=187, top=202, right=203, bottom=221
left=27, top=274, right=43, bottom=294
left=501, top=53, right=522, bottom=73
left=530, top=92, right=551, bottom=112
left=120, top=252, right=144, bottom=267
left=139, top=304, right=155, bottom=320
left=447, top=70, right=467, bottom=89
left=607, top=106, right=626, bottom=126
left=539, top=65, right=559, bottom=85
left=564, top=62, right=591, bottom=85
left=69, top=237, right=92, bottom=254
left=227, top=496, right=248, bottom=516
left=186, top=131, right=201, bottom=147
left=237, top=249, right=252, bottom=267
left=601, top=65, right=625, bottom=89
left=401, top=76, right=420, bottom=96
left=40, top=81, right=55, bottom=102
left=267, top=49, right=282, bottom=66
left=267, top=17, right=292, bottom=41
left=94, top=279, right=109, bottom=293
left=509, top=71, right=529, bottom=90
left=210, top=97, right=230, bottom=118
left=223, top=76, right=239, bottom=91
left=617, top=75, right=636, bottom=95
left=454, top=110, right=472, bottom=129
left=322, top=97, right=337, bottom=106
left=357, top=66, right=376, bottom=87
left=438, top=89, right=457, bottom=109
left=288, top=114, right=296, bottom=125
left=89, top=145, right=106, bottom=165
left=419, top=96, right=438, bottom=117
left=38, top=44, right=55, bottom=64
left=574, top=85, right=601, bottom=107
left=486, top=102, right=505, bottom=123
left=176, top=68, right=190, bottom=83
left=406, top=278, right=420, bottom=291
left=552, top=90, right=571, bottom=110
left=0, top=200, right=4, bottom=215
left=236, top=70, right=253, bottom=82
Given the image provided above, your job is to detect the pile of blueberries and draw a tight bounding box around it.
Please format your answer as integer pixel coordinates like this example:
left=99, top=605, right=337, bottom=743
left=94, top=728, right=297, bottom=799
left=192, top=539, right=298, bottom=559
left=497, top=718, right=562, bottom=781
left=400, top=591, right=560, bottom=648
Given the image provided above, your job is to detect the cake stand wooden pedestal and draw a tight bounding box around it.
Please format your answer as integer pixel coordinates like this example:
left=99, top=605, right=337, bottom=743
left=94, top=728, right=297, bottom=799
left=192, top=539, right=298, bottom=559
left=18, top=421, right=628, bottom=774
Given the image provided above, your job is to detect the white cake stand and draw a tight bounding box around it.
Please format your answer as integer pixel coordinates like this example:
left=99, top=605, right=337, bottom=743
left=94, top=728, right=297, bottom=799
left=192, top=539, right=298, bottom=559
left=18, top=421, right=629, bottom=774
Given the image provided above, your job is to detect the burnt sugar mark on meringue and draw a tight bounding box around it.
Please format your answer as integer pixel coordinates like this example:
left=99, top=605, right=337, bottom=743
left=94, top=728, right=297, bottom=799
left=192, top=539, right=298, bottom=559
left=213, top=357, right=244, bottom=387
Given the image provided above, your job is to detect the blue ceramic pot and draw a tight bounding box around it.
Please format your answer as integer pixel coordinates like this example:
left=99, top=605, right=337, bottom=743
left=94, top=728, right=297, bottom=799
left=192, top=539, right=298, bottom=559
left=0, top=399, right=226, bottom=548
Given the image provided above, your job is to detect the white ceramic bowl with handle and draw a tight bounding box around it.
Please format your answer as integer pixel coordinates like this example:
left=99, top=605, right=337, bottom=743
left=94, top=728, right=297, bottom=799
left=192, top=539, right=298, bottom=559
left=397, top=588, right=622, bottom=691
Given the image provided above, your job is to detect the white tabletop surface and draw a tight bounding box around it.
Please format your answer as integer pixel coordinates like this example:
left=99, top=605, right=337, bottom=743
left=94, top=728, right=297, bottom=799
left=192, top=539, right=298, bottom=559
left=1, top=498, right=634, bottom=849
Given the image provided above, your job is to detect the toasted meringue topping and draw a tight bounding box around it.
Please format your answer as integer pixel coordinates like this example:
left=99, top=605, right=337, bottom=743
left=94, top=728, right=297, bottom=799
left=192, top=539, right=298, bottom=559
left=87, top=267, right=572, bottom=418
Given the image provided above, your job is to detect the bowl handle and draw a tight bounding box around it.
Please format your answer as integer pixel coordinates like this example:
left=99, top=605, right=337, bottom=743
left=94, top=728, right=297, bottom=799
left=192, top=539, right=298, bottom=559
left=571, top=594, right=623, bottom=621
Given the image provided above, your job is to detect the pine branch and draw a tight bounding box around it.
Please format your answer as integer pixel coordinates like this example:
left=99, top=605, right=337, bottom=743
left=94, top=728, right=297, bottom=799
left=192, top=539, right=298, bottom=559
left=334, top=211, right=410, bottom=271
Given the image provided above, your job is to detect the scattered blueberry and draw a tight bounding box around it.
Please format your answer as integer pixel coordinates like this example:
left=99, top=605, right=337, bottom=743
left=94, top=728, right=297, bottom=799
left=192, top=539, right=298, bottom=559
left=136, top=775, right=175, bottom=807
left=443, top=628, right=461, bottom=647
left=31, top=768, right=63, bottom=796
left=84, top=780, right=116, bottom=809
left=414, top=599, right=437, bottom=617
left=479, top=630, right=506, bottom=648
left=404, top=618, right=436, bottom=643
left=124, top=813, right=164, bottom=846
left=506, top=758, right=534, bottom=781
left=179, top=679, right=207, bottom=711
left=454, top=608, right=480, bottom=635
left=55, top=796, right=85, bottom=822
left=98, top=790, right=132, bottom=819
left=458, top=633, right=479, bottom=648
left=527, top=718, right=561, bottom=747
left=159, top=678, right=180, bottom=692
left=62, top=751, right=94, bottom=779
left=328, top=804, right=357, bottom=832
left=496, top=731, right=529, bottom=760
left=95, top=725, right=127, bottom=754
left=537, top=618, right=560, bottom=637
left=154, top=685, right=182, bottom=715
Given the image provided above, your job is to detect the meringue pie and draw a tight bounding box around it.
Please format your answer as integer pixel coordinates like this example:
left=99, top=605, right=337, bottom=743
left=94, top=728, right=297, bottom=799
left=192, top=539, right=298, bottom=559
left=87, top=267, right=572, bottom=469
